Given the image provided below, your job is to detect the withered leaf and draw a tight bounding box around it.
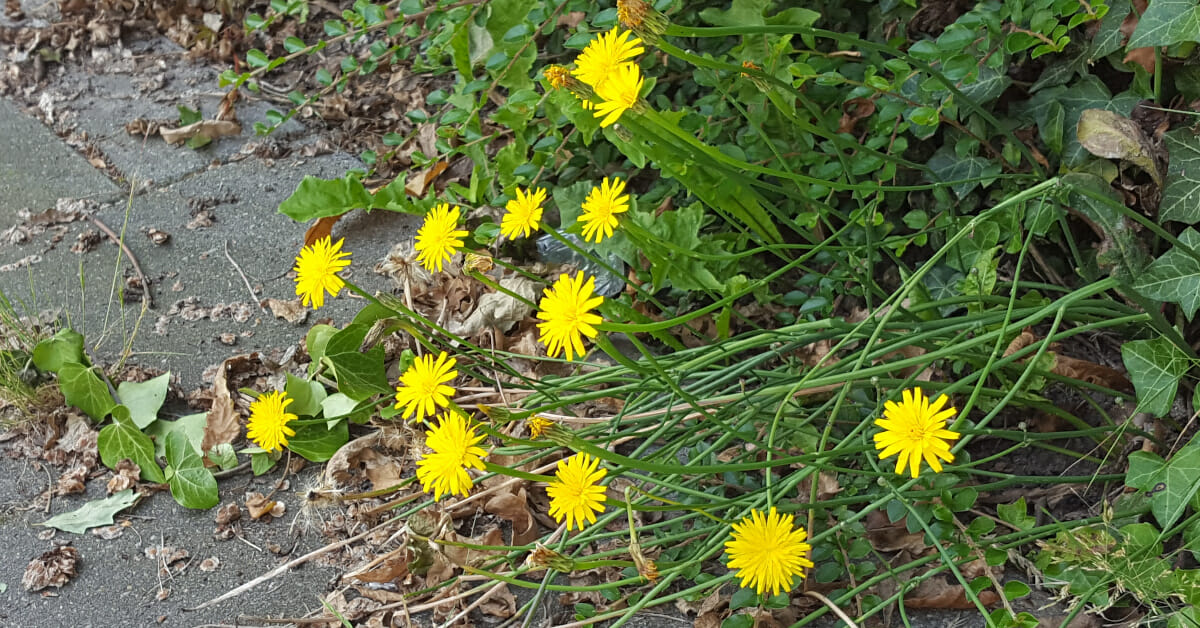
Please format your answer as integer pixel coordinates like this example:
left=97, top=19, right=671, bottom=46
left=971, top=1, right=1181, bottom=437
left=22, top=546, right=80, bottom=591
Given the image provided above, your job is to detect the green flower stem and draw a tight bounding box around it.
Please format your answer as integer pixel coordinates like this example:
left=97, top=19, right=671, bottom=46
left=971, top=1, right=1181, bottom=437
left=481, top=460, right=552, bottom=483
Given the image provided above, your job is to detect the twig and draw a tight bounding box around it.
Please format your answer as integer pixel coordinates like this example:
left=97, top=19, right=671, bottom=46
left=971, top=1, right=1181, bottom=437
left=86, top=214, right=153, bottom=309
left=804, top=591, right=861, bottom=628
left=185, top=513, right=402, bottom=611
left=212, top=460, right=252, bottom=479
left=225, top=240, right=269, bottom=315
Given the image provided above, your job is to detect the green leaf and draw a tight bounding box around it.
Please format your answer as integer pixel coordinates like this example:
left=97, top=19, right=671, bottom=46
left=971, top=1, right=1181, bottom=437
left=1123, top=337, right=1191, bottom=417
left=251, top=450, right=279, bottom=476
left=1027, top=77, right=1139, bottom=166
left=997, top=497, right=1035, bottom=531
left=278, top=174, right=372, bottom=222
left=177, top=105, right=202, bottom=126
left=324, top=324, right=390, bottom=401
left=98, top=406, right=165, bottom=483
left=321, top=392, right=360, bottom=419
left=729, top=587, right=759, bottom=610
left=1134, top=228, right=1200, bottom=320
left=116, top=373, right=170, bottom=429
left=32, top=328, right=84, bottom=372
left=1128, top=0, right=1200, bottom=48
left=246, top=49, right=269, bottom=68
left=287, top=420, right=349, bottom=462
left=1127, top=443, right=1200, bottom=530
left=37, top=489, right=138, bottom=534
left=165, top=431, right=219, bottom=509
left=285, top=373, right=327, bottom=416
left=58, top=363, right=115, bottom=421
left=143, top=412, right=207, bottom=460
left=1160, top=129, right=1200, bottom=224
left=1003, top=581, right=1031, bottom=600
left=1062, top=173, right=1148, bottom=282
left=206, top=443, right=238, bottom=471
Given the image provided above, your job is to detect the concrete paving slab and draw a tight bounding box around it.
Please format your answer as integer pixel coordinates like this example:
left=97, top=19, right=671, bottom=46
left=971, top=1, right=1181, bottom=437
left=0, top=153, right=418, bottom=392
left=0, top=99, right=121, bottom=220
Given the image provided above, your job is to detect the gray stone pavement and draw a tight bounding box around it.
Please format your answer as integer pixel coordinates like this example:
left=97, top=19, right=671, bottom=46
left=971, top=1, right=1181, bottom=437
left=0, top=29, right=421, bottom=628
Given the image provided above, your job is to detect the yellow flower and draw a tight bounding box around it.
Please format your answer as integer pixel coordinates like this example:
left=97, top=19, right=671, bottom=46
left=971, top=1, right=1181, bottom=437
left=527, top=415, right=555, bottom=439
left=500, top=187, right=547, bottom=239
left=579, top=177, right=630, bottom=243
left=572, top=27, right=644, bottom=90
left=394, top=351, right=458, bottom=423
left=246, top=390, right=298, bottom=453
left=546, top=453, right=608, bottom=531
left=725, top=507, right=814, bottom=596
left=873, top=387, right=960, bottom=478
left=415, top=203, right=468, bottom=272
left=592, top=62, right=643, bottom=128
left=293, top=236, right=351, bottom=309
left=536, top=271, right=604, bottom=361
left=415, top=409, right=487, bottom=500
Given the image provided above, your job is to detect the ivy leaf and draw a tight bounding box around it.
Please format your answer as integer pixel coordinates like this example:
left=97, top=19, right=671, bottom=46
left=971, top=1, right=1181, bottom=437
left=165, top=431, right=219, bottom=509
left=97, top=406, right=165, bottom=483
left=1161, top=129, right=1200, bottom=224
left=926, top=146, right=1000, bottom=198
left=323, top=324, right=390, bottom=401
left=1134, top=228, right=1200, bottom=320
left=37, top=489, right=139, bottom=534
left=1126, top=441, right=1200, bottom=530
left=1026, top=76, right=1139, bottom=166
left=1122, top=337, right=1191, bottom=417
left=1128, top=0, right=1200, bottom=48
left=58, top=363, right=115, bottom=421
left=143, top=412, right=207, bottom=460
left=278, top=174, right=372, bottom=222
left=1062, top=173, right=1148, bottom=282
left=284, top=373, right=327, bottom=416
left=116, top=372, right=170, bottom=429
left=31, top=328, right=84, bottom=373
left=287, top=420, right=349, bottom=462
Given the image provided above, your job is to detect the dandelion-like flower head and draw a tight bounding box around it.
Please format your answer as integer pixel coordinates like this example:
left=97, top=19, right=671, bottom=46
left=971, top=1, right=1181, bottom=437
left=572, top=27, right=644, bottom=90
left=579, top=177, right=630, bottom=243
left=293, top=236, right=351, bottom=309
left=415, top=203, right=468, bottom=273
left=536, top=271, right=604, bottom=361
left=873, top=387, right=960, bottom=478
left=593, top=62, right=644, bottom=128
left=500, top=187, right=547, bottom=239
left=394, top=351, right=458, bottom=423
left=724, top=507, right=814, bottom=596
left=415, top=409, right=487, bottom=500
left=246, top=390, right=298, bottom=453
left=546, top=453, right=608, bottom=530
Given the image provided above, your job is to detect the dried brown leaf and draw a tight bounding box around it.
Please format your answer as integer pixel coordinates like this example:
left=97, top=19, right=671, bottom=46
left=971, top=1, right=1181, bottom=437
left=865, top=509, right=926, bottom=553
left=160, top=120, right=241, bottom=145
left=261, top=297, right=308, bottom=324
left=22, top=545, right=79, bottom=591
left=304, top=214, right=344, bottom=247
left=199, top=354, right=249, bottom=454
left=1003, top=328, right=1036, bottom=358
left=904, top=576, right=1000, bottom=609
left=244, top=492, right=276, bottom=520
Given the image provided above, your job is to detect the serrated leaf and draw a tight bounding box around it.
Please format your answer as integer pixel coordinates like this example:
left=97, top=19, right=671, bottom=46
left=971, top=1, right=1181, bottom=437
left=1122, top=337, right=1191, bottom=417
left=324, top=324, right=390, bottom=401
left=1134, top=228, right=1200, bottom=319
left=1161, top=129, right=1200, bottom=224
left=59, top=363, right=115, bottom=421
left=37, top=489, right=138, bottom=534
left=98, top=406, right=165, bottom=483
left=117, top=373, right=170, bottom=429
left=1128, top=0, right=1200, bottom=48
left=287, top=420, right=349, bottom=462
left=31, top=328, right=84, bottom=373
left=278, top=174, right=372, bottom=222
left=165, top=431, right=219, bottom=509
left=1127, top=443, right=1200, bottom=531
